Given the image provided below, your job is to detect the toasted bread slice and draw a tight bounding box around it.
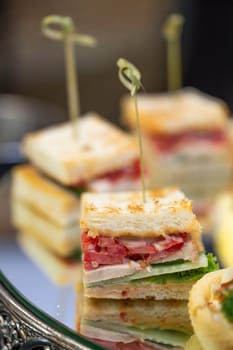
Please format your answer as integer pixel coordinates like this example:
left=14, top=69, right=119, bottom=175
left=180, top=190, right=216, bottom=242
left=80, top=188, right=201, bottom=238
left=12, top=164, right=80, bottom=226
left=12, top=199, right=80, bottom=256
left=79, top=297, right=192, bottom=333
left=85, top=280, right=194, bottom=300
left=18, top=232, right=82, bottom=286
left=22, top=113, right=138, bottom=185
left=121, top=88, right=229, bottom=135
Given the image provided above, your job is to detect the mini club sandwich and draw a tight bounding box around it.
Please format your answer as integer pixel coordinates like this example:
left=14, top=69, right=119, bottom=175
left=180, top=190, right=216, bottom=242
left=189, top=267, right=233, bottom=350
left=12, top=164, right=81, bottom=257
left=121, top=88, right=232, bottom=220
left=77, top=297, right=193, bottom=350
left=80, top=188, right=218, bottom=299
left=21, top=113, right=142, bottom=193
left=17, top=232, right=82, bottom=286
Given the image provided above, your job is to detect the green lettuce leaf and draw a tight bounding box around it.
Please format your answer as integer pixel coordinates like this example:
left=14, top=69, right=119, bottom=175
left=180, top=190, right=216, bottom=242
left=83, top=320, right=191, bottom=347
left=67, top=248, right=82, bottom=261
left=133, top=253, right=219, bottom=285
left=70, top=187, right=86, bottom=197
left=222, top=289, right=233, bottom=322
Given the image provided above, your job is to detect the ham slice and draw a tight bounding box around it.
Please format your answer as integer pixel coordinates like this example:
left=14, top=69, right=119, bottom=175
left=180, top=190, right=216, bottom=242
left=149, top=130, right=227, bottom=153
left=84, top=240, right=198, bottom=284
left=82, top=232, right=190, bottom=271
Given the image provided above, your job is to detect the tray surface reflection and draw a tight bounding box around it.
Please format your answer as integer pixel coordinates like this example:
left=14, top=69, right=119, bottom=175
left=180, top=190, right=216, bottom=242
left=0, top=238, right=107, bottom=350
left=1, top=236, right=199, bottom=350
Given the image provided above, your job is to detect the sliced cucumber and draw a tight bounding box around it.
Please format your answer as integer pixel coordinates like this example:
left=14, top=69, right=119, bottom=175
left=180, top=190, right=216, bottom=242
left=83, top=320, right=191, bottom=347
left=129, top=253, right=207, bottom=281
left=87, top=253, right=207, bottom=287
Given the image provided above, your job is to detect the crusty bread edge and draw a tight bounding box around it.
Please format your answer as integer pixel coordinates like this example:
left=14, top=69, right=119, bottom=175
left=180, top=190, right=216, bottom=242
left=17, top=232, right=82, bottom=286
left=11, top=164, right=80, bottom=226
left=84, top=281, right=194, bottom=300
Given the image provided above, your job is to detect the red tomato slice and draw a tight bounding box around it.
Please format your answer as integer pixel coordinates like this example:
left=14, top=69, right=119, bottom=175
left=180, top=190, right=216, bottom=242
left=84, top=251, right=125, bottom=270
left=96, top=159, right=141, bottom=183
left=147, top=242, right=184, bottom=263
left=150, top=130, right=226, bottom=153
left=82, top=232, right=187, bottom=270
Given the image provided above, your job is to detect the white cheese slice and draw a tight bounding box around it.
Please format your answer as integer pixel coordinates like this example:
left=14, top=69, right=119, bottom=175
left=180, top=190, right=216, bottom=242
left=86, top=253, right=207, bottom=286
left=85, top=260, right=142, bottom=284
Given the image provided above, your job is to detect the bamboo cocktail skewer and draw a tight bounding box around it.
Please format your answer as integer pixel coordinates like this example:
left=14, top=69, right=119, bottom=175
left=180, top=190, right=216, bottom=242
left=42, top=15, right=96, bottom=138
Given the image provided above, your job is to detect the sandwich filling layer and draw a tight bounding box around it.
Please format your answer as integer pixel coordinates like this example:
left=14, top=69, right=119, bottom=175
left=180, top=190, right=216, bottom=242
left=148, top=130, right=227, bottom=153
left=90, top=339, right=180, bottom=350
left=87, top=159, right=142, bottom=192
left=82, top=226, right=218, bottom=288
left=81, top=320, right=191, bottom=348
left=82, top=231, right=195, bottom=270
left=84, top=253, right=217, bottom=290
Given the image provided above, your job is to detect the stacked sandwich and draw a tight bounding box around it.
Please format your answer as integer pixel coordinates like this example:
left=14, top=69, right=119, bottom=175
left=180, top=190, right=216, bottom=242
left=11, top=113, right=141, bottom=285
left=77, top=188, right=218, bottom=349
left=121, top=88, right=233, bottom=229
left=12, top=165, right=82, bottom=285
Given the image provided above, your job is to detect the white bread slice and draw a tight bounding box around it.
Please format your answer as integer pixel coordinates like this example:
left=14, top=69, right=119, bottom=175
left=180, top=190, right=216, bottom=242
left=189, top=268, right=233, bottom=350
left=17, top=232, right=82, bottom=286
left=85, top=280, right=194, bottom=300
left=80, top=188, right=201, bottom=238
left=81, top=298, right=192, bottom=333
left=21, top=113, right=138, bottom=185
left=12, top=199, right=80, bottom=256
left=121, top=87, right=229, bottom=135
left=12, top=164, right=80, bottom=226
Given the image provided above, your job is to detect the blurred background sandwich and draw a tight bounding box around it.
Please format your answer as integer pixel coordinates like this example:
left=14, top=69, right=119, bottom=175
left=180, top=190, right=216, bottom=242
left=1, top=2, right=233, bottom=346
left=21, top=113, right=141, bottom=192
left=11, top=113, right=143, bottom=284
left=17, top=232, right=82, bottom=286
left=12, top=164, right=81, bottom=257
left=121, top=88, right=233, bottom=231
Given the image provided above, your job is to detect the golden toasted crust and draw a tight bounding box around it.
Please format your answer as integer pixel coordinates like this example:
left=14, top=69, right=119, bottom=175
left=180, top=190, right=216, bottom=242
left=21, top=113, right=138, bottom=185
left=80, top=188, right=201, bottom=238
left=18, top=232, right=82, bottom=286
left=12, top=199, right=80, bottom=256
left=121, top=88, right=229, bottom=135
left=85, top=281, right=194, bottom=300
left=82, top=298, right=192, bottom=333
left=12, top=164, right=80, bottom=226
left=189, top=268, right=233, bottom=350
